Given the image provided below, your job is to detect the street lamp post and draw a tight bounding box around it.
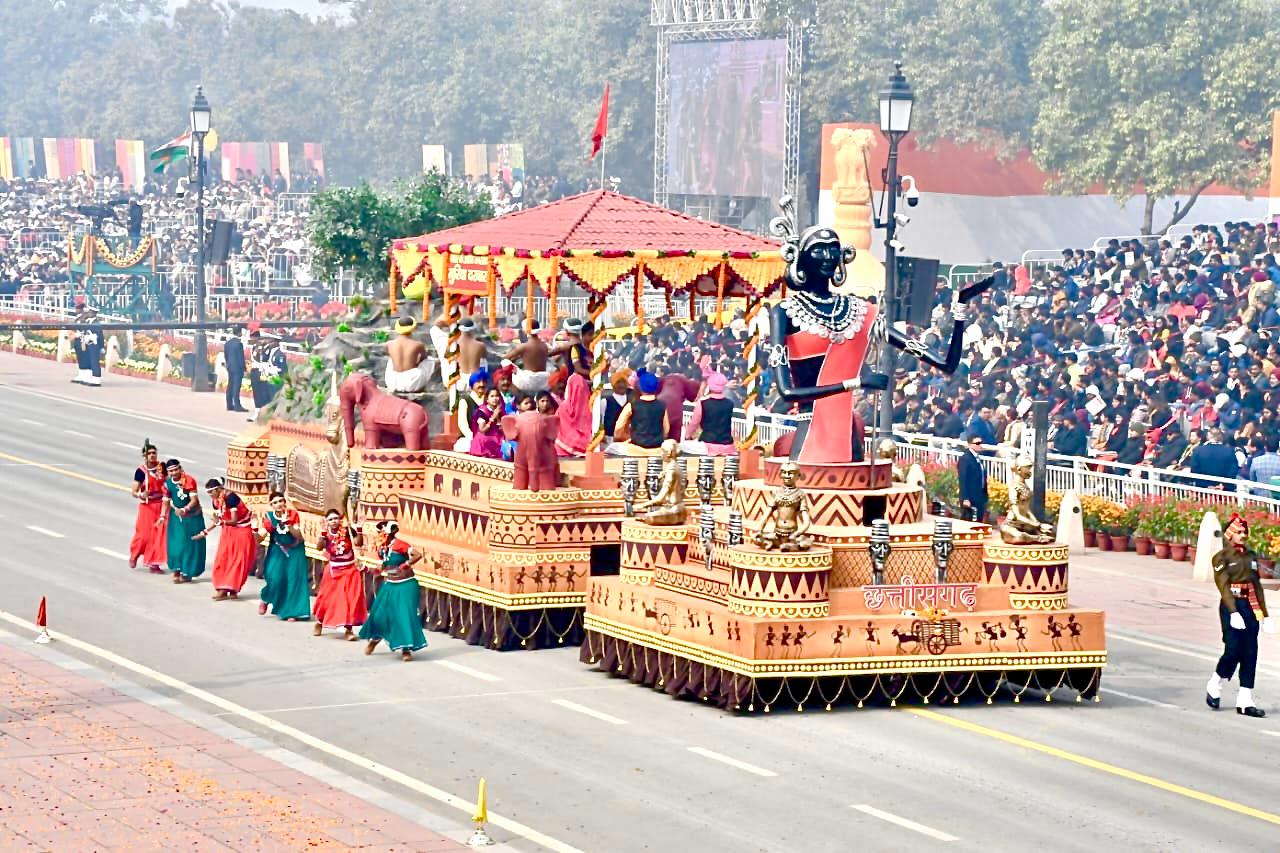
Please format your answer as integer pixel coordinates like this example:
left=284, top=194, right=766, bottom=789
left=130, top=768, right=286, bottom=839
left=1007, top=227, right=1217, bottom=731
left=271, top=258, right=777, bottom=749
left=875, top=62, right=914, bottom=438
left=189, top=85, right=212, bottom=392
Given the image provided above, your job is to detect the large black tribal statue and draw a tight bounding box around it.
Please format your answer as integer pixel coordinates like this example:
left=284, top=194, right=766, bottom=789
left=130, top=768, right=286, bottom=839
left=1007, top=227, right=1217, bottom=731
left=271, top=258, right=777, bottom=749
left=766, top=196, right=992, bottom=464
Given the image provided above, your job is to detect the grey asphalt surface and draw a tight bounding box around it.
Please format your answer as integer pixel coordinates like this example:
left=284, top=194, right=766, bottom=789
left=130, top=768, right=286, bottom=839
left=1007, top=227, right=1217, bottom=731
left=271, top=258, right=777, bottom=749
left=1, top=378, right=1278, bottom=852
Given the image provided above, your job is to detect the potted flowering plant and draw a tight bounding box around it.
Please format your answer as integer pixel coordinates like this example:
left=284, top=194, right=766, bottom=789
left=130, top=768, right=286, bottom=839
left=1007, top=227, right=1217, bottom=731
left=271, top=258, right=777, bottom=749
left=1143, top=497, right=1175, bottom=559
left=1099, top=500, right=1135, bottom=551
left=1080, top=495, right=1107, bottom=549
left=1129, top=496, right=1158, bottom=555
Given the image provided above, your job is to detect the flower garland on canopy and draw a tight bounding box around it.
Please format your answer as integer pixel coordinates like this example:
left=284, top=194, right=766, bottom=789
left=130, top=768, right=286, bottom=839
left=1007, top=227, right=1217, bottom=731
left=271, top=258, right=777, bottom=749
left=92, top=235, right=156, bottom=270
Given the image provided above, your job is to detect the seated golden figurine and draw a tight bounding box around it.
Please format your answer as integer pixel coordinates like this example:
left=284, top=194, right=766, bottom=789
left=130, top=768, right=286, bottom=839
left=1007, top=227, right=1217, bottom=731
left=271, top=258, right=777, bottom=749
left=638, top=440, right=688, bottom=526
left=875, top=437, right=904, bottom=482
left=999, top=457, right=1055, bottom=544
left=752, top=461, right=814, bottom=551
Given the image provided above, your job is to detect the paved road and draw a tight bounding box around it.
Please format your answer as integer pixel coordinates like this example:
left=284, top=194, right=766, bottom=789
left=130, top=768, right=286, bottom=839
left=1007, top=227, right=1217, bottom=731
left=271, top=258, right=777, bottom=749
left=2, top=370, right=1278, bottom=852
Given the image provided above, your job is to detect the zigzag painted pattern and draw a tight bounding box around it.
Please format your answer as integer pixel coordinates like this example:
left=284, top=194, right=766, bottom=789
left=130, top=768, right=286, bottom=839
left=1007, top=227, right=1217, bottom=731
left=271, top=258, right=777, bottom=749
left=396, top=496, right=489, bottom=550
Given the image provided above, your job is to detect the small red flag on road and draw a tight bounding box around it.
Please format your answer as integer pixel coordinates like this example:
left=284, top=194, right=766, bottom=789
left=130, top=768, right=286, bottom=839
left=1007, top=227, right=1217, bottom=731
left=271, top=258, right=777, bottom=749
left=588, top=84, right=610, bottom=161
left=36, top=596, right=46, bottom=628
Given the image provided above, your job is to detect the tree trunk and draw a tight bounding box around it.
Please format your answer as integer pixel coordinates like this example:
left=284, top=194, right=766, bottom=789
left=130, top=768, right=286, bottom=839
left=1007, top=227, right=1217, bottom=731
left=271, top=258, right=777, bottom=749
left=1157, top=181, right=1212, bottom=236
left=1141, top=195, right=1156, bottom=236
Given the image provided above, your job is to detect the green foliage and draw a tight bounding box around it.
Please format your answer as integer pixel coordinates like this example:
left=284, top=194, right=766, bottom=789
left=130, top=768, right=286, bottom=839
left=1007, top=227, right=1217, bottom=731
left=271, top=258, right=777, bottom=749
left=308, top=172, right=491, bottom=290
left=1031, top=0, right=1280, bottom=233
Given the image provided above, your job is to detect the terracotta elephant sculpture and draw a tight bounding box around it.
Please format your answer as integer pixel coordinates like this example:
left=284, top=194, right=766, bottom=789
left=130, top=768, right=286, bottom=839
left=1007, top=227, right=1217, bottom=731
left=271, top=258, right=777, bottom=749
left=340, top=372, right=429, bottom=450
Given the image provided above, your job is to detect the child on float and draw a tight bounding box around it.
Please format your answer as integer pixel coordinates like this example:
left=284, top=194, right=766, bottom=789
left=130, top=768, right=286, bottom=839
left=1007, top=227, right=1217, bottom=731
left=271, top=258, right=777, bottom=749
left=313, top=508, right=366, bottom=640
left=360, top=521, right=427, bottom=661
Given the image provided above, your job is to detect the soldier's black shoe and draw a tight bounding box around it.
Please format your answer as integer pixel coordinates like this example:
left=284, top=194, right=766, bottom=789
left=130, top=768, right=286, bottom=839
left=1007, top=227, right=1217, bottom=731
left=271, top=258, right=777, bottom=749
left=1237, top=706, right=1266, bottom=718
left=1205, top=693, right=1220, bottom=710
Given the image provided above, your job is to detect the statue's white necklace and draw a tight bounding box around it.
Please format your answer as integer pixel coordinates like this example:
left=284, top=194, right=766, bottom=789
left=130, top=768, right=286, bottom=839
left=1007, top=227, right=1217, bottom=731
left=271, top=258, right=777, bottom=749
left=781, top=290, right=868, bottom=343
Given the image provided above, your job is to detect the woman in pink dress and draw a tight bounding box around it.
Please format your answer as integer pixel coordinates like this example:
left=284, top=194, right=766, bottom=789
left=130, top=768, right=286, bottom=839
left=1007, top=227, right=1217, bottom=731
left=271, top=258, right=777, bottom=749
left=554, top=373, right=591, bottom=457
left=469, top=388, right=505, bottom=459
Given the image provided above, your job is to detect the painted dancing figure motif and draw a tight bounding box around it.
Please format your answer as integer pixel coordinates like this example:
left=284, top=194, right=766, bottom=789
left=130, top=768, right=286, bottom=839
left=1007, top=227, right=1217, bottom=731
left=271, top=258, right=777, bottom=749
left=765, top=626, right=777, bottom=657
left=863, top=622, right=880, bottom=655
left=547, top=567, right=559, bottom=591
left=1010, top=615, right=1029, bottom=652
left=532, top=567, right=544, bottom=592
left=977, top=621, right=1006, bottom=652
left=1042, top=616, right=1063, bottom=652
left=1066, top=614, right=1083, bottom=651
left=832, top=625, right=846, bottom=656
left=515, top=567, right=527, bottom=592
left=792, top=624, right=811, bottom=658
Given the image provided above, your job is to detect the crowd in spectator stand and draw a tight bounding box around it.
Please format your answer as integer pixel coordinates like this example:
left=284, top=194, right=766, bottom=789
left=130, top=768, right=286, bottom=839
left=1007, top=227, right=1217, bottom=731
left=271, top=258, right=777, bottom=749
left=459, top=174, right=614, bottom=215
left=887, top=222, right=1280, bottom=491
left=0, top=170, right=317, bottom=303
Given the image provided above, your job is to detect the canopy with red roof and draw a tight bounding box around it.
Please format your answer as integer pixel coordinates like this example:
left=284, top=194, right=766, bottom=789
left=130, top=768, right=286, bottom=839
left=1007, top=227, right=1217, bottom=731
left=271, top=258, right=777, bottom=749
left=388, top=190, right=786, bottom=316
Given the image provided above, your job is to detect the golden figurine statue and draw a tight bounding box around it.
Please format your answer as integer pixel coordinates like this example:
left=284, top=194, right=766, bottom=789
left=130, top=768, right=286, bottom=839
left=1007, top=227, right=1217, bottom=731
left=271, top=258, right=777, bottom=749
left=999, top=456, right=1055, bottom=545
left=638, top=440, right=688, bottom=526
left=752, top=461, right=814, bottom=551
left=874, top=437, right=904, bottom=483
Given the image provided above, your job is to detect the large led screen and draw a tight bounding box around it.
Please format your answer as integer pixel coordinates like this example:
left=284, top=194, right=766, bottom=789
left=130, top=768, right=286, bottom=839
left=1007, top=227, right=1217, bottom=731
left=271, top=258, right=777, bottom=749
left=665, top=38, right=786, bottom=198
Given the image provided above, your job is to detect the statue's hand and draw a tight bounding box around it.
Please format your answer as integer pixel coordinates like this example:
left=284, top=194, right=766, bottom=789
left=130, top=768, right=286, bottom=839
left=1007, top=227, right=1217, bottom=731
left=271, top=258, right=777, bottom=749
left=859, top=371, right=889, bottom=391
left=957, top=275, right=996, bottom=304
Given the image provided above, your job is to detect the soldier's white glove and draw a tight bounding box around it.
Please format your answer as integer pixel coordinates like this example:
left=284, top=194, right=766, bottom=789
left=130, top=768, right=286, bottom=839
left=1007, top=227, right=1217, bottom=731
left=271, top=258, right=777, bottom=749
left=1230, top=611, right=1247, bottom=630
left=1263, top=617, right=1275, bottom=634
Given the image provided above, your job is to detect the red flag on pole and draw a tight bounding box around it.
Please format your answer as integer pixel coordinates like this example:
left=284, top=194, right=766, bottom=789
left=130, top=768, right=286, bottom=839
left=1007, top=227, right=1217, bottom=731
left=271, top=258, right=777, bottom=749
left=36, top=596, right=47, bottom=628
left=588, top=84, right=610, bottom=161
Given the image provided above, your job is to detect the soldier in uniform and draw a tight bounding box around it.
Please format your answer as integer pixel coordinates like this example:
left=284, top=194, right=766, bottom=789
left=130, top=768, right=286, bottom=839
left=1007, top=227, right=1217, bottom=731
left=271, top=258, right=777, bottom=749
left=1206, top=514, right=1273, bottom=717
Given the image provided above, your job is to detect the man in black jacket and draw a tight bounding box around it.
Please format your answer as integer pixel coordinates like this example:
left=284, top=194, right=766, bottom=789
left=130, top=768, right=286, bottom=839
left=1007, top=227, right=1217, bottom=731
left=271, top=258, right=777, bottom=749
left=1190, top=428, right=1239, bottom=484
left=957, top=434, right=989, bottom=522
left=223, top=327, right=248, bottom=413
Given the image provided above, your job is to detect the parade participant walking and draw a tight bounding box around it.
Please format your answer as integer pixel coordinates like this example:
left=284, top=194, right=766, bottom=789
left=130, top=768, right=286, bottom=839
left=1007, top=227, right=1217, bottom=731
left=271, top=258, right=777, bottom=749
left=162, top=459, right=206, bottom=583
left=258, top=492, right=311, bottom=621
left=196, top=479, right=257, bottom=601
left=313, top=508, right=366, bottom=640
left=129, top=439, right=167, bottom=573
left=360, top=521, right=427, bottom=661
left=1206, top=514, right=1273, bottom=717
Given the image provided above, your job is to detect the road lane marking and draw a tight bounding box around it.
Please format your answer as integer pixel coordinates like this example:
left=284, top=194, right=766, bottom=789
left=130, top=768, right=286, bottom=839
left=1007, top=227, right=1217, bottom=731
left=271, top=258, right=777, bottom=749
left=0, top=384, right=235, bottom=438
left=434, top=660, right=501, bottom=682
left=0, top=450, right=130, bottom=493
left=1099, top=688, right=1179, bottom=709
left=112, top=441, right=138, bottom=450
left=905, top=708, right=1280, bottom=827
left=25, top=525, right=64, bottom=539
left=91, top=546, right=129, bottom=560
left=1109, top=631, right=1280, bottom=679
left=0, top=610, right=582, bottom=853
left=851, top=804, right=958, bottom=842
left=64, top=429, right=93, bottom=439
left=551, top=699, right=627, bottom=725
left=687, top=747, right=777, bottom=777
left=19, top=418, right=44, bottom=426
left=1262, top=731, right=1280, bottom=738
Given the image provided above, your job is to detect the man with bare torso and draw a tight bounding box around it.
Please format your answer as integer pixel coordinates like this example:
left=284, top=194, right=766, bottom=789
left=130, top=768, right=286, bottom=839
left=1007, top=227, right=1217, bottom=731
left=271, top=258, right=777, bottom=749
left=502, top=320, right=550, bottom=395
left=429, top=313, right=491, bottom=392
left=384, top=317, right=432, bottom=393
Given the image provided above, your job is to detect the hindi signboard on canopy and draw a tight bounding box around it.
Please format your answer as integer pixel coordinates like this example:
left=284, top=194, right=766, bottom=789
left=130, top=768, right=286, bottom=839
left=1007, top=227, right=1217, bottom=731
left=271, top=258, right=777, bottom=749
left=447, top=258, right=490, bottom=295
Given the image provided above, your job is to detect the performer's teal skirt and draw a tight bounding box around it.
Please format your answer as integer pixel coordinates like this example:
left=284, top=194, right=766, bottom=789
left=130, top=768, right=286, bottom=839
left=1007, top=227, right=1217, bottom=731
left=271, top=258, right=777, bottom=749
left=358, top=578, right=427, bottom=652
left=166, top=509, right=206, bottom=578
left=261, top=539, right=311, bottom=620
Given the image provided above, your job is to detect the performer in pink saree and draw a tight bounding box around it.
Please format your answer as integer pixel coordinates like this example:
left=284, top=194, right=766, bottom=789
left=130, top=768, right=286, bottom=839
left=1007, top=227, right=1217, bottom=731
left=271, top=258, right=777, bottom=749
left=767, top=206, right=992, bottom=464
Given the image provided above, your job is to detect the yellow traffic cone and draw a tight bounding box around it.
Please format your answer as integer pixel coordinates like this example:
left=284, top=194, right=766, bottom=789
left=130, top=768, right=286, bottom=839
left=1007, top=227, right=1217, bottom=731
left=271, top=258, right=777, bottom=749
left=466, top=777, right=495, bottom=848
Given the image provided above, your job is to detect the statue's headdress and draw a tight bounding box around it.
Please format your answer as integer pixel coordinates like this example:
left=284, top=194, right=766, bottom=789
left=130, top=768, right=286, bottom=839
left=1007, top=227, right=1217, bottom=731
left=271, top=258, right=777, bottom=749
left=769, top=194, right=855, bottom=288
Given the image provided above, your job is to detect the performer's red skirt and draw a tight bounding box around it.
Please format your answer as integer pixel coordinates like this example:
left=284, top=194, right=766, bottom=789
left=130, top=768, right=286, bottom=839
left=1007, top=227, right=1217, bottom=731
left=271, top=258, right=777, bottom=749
left=130, top=501, right=167, bottom=568
left=211, top=525, right=257, bottom=593
left=313, top=566, right=367, bottom=628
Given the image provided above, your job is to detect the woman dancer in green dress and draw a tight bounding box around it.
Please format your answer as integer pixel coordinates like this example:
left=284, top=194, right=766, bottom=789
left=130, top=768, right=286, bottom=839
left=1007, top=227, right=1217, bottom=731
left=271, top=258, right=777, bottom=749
left=258, top=492, right=311, bottom=621
left=359, top=521, right=426, bottom=661
left=162, top=459, right=206, bottom=583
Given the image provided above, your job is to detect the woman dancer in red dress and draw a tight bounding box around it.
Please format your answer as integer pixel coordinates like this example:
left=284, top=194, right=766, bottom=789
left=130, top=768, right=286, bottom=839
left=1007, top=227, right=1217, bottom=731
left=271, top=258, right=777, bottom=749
left=129, top=439, right=168, bottom=573
left=196, top=479, right=258, bottom=601
left=313, top=508, right=366, bottom=640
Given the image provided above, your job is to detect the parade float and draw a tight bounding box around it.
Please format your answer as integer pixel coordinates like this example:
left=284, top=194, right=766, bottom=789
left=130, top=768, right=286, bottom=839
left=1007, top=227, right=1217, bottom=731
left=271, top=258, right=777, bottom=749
left=223, top=189, right=1106, bottom=709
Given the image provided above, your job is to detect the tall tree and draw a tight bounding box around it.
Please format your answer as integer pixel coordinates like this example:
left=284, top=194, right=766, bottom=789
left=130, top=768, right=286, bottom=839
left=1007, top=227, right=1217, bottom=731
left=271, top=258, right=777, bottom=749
left=308, top=172, right=492, bottom=291
left=1031, top=0, right=1280, bottom=234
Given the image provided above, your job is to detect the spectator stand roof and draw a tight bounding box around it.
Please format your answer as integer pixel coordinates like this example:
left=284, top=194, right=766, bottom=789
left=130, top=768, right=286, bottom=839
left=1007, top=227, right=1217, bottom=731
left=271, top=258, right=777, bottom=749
left=388, top=191, right=786, bottom=318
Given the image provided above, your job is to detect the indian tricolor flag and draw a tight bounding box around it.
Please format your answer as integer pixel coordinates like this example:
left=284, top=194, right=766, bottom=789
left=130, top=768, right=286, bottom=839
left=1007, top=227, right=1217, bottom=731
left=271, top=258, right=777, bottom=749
left=149, top=131, right=191, bottom=174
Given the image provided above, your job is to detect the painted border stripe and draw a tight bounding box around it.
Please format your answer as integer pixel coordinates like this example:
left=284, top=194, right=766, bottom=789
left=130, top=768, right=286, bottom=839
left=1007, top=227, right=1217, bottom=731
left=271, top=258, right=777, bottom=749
left=551, top=699, right=627, bottom=725
left=64, top=429, right=93, bottom=439
left=26, top=525, right=64, bottom=539
left=851, top=804, right=958, bottom=842
left=0, top=611, right=581, bottom=853
left=687, top=747, right=777, bottom=777
left=906, top=708, right=1280, bottom=827
left=91, top=546, right=129, bottom=560
left=434, top=660, right=500, bottom=682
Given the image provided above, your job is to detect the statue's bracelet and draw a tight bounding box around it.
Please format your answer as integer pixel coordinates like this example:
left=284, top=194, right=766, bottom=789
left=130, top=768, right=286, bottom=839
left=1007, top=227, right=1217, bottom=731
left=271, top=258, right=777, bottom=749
left=841, top=377, right=861, bottom=391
